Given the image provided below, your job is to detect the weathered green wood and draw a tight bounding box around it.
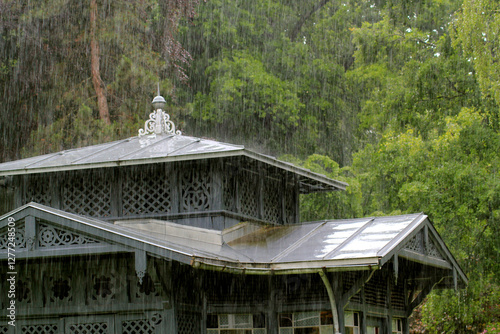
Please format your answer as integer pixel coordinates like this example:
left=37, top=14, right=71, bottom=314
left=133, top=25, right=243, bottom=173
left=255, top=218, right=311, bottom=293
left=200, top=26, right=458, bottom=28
left=423, top=225, right=429, bottom=255
left=25, top=215, right=35, bottom=251
left=0, top=245, right=132, bottom=259
left=393, top=254, right=399, bottom=283
left=50, top=174, right=61, bottom=209
left=14, top=175, right=22, bottom=207
left=267, top=276, right=278, bottom=334
left=135, top=249, right=147, bottom=283
left=340, top=271, right=373, bottom=306
left=386, top=273, right=393, bottom=334
left=294, top=175, right=300, bottom=224
left=210, top=160, right=223, bottom=211
left=398, top=249, right=452, bottom=269
left=360, top=287, right=367, bottom=334
left=111, top=168, right=122, bottom=217
left=280, top=175, right=286, bottom=225
left=258, top=168, right=264, bottom=219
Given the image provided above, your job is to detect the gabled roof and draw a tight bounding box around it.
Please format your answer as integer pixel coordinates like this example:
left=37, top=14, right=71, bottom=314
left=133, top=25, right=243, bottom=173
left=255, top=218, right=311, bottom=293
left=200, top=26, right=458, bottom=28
left=0, top=134, right=347, bottom=193
left=0, top=203, right=467, bottom=288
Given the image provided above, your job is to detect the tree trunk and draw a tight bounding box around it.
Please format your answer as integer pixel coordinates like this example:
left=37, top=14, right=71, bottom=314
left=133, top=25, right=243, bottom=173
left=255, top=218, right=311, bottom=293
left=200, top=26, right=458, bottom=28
left=290, top=0, right=332, bottom=42
left=90, top=0, right=111, bottom=125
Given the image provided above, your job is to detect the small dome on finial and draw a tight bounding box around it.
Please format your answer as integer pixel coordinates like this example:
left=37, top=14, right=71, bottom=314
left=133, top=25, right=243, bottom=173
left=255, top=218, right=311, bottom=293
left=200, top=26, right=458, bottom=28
left=152, top=95, right=166, bottom=110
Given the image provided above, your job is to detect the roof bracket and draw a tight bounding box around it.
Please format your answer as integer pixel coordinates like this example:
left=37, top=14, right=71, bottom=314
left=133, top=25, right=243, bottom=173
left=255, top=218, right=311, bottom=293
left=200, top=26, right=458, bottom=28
left=135, top=249, right=147, bottom=284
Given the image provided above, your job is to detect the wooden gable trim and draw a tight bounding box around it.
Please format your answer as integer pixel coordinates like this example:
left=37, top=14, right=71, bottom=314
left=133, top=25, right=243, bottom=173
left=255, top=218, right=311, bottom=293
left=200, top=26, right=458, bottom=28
left=378, top=217, right=467, bottom=286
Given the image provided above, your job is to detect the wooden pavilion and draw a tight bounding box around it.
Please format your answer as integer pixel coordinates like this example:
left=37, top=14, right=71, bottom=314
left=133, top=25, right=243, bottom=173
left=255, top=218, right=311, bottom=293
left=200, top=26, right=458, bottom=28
left=0, top=95, right=466, bottom=334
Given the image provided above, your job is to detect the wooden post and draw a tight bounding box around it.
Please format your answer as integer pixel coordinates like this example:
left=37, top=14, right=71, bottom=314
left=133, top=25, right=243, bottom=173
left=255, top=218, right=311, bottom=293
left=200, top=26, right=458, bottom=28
left=50, top=173, right=61, bottom=209
left=360, top=286, right=367, bottom=334
left=267, top=276, right=279, bottom=334
left=14, top=175, right=23, bottom=207
left=294, top=176, right=300, bottom=224
left=386, top=273, right=393, bottom=334
left=110, top=168, right=122, bottom=217
left=280, top=175, right=286, bottom=225
left=258, top=168, right=264, bottom=219
left=211, top=160, right=223, bottom=211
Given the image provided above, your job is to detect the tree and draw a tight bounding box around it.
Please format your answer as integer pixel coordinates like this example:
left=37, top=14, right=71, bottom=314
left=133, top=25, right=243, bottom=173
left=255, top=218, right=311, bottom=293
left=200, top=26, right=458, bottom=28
left=0, top=0, right=200, bottom=160
left=452, top=0, right=500, bottom=128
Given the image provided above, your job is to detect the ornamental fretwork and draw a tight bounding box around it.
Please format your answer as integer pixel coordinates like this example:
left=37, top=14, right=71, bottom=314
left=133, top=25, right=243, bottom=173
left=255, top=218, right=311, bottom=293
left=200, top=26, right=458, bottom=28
left=138, top=95, right=181, bottom=136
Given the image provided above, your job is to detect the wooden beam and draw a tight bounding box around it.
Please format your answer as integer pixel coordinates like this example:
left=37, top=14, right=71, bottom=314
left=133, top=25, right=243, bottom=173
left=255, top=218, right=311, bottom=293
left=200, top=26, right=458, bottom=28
left=407, top=282, right=435, bottom=317
left=340, top=270, right=374, bottom=306
left=398, top=249, right=452, bottom=269
left=0, top=245, right=132, bottom=259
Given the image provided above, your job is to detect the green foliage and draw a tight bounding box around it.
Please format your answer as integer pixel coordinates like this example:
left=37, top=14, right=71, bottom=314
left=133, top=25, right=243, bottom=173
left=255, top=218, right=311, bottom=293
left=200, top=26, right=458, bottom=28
left=280, top=154, right=363, bottom=221
left=421, top=275, right=500, bottom=333
left=452, top=0, right=500, bottom=128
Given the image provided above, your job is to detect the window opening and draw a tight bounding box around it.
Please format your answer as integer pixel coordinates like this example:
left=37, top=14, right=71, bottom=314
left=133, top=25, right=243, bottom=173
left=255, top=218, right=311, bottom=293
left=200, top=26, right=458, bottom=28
left=278, top=311, right=342, bottom=334
left=207, top=313, right=266, bottom=334
left=392, top=318, right=403, bottom=334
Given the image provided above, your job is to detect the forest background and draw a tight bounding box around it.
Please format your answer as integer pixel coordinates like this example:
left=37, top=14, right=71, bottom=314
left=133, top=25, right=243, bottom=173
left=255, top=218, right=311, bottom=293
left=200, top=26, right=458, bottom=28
left=0, top=0, right=499, bottom=332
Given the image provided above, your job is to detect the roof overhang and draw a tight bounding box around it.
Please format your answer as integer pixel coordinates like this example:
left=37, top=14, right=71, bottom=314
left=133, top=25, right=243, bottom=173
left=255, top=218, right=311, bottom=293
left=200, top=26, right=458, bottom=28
left=0, top=203, right=466, bottom=289
left=0, top=135, right=347, bottom=192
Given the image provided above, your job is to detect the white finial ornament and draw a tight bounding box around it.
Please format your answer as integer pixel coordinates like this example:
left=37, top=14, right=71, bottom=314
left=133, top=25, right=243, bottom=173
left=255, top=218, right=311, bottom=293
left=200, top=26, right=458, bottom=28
left=138, top=92, right=181, bottom=137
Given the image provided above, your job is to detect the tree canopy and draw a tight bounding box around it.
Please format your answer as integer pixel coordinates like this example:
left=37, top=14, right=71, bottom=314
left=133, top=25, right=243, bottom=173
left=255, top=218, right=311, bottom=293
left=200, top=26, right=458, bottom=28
left=1, top=0, right=499, bottom=331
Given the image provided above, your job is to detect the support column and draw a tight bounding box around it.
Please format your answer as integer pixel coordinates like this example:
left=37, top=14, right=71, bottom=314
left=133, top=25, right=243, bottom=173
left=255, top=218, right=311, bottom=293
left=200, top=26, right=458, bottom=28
left=319, top=270, right=342, bottom=334
left=267, top=276, right=279, bottom=334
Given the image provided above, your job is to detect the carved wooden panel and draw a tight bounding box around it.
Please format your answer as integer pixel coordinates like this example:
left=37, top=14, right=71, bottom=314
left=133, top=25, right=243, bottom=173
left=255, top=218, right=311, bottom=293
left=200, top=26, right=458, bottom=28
left=62, top=171, right=112, bottom=217
left=238, top=170, right=259, bottom=218
left=181, top=166, right=211, bottom=212
left=223, top=174, right=236, bottom=212
left=122, top=319, right=155, bottom=334
left=21, top=324, right=60, bottom=334
left=0, top=219, right=26, bottom=250
left=426, top=238, right=445, bottom=260
left=284, top=185, right=295, bottom=224
left=68, top=322, right=109, bottom=334
left=177, top=311, right=201, bottom=334
left=263, top=177, right=280, bottom=224
left=122, top=166, right=172, bottom=216
left=24, top=174, right=52, bottom=206
left=38, top=223, right=99, bottom=248
left=404, top=232, right=424, bottom=254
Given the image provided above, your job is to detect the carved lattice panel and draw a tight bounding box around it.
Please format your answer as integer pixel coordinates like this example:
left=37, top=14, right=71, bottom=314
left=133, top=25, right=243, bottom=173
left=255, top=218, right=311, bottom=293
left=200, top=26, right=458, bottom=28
left=181, top=167, right=211, bottom=212
left=426, top=238, right=444, bottom=259
left=239, top=171, right=259, bottom=218
left=404, top=231, right=424, bottom=254
left=21, top=324, right=59, bottom=334
left=38, top=223, right=99, bottom=248
left=122, top=167, right=172, bottom=216
left=263, top=178, right=280, bottom=224
left=24, top=175, right=52, bottom=206
left=62, top=171, right=112, bottom=217
left=68, top=323, right=108, bottom=334
left=122, top=320, right=154, bottom=334
left=223, top=174, right=235, bottom=212
left=47, top=275, right=73, bottom=304
left=0, top=222, right=26, bottom=249
left=284, top=185, right=296, bottom=224
left=16, top=278, right=32, bottom=304
left=177, top=312, right=201, bottom=334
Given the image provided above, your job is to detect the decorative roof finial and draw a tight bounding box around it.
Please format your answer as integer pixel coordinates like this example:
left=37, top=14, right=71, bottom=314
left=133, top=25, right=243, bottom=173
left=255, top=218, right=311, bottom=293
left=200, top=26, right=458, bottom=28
left=138, top=86, right=181, bottom=137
